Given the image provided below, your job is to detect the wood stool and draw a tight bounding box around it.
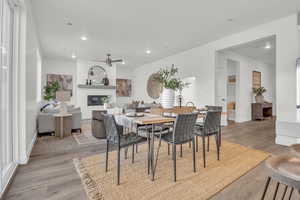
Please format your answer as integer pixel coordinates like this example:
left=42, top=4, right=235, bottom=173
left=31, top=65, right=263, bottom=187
left=290, top=144, right=300, bottom=157
left=261, top=155, right=300, bottom=200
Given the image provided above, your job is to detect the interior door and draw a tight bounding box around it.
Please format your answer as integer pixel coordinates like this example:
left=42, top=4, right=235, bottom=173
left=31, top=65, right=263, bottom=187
left=0, top=0, right=14, bottom=194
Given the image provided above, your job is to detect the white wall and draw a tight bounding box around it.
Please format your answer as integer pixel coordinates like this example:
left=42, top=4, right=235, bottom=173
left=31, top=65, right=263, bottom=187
left=298, top=27, right=300, bottom=57
left=42, top=58, right=77, bottom=104
left=133, top=47, right=214, bottom=107
left=24, top=0, right=42, bottom=162
left=133, top=14, right=298, bottom=145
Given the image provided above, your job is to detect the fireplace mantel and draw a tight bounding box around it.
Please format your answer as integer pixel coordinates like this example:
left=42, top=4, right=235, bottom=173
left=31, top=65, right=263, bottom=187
left=78, top=84, right=116, bottom=89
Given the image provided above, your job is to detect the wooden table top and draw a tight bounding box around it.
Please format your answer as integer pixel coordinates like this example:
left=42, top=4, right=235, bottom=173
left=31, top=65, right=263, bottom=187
left=134, top=116, right=175, bottom=125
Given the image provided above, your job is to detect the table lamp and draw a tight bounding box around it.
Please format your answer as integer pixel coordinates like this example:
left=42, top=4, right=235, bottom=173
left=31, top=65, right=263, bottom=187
left=56, top=91, right=71, bottom=114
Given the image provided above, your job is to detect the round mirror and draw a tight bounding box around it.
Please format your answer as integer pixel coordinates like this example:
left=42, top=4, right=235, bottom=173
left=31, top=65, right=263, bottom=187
left=147, top=73, right=162, bottom=99
left=88, top=65, right=106, bottom=85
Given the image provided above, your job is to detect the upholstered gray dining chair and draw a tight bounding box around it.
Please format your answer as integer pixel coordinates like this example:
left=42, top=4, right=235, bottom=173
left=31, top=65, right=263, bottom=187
left=103, top=114, right=146, bottom=185
left=195, top=111, right=221, bottom=168
left=157, top=113, right=198, bottom=182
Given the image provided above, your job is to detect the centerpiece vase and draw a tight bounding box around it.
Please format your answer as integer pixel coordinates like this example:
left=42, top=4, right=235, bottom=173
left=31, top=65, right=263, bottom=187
left=255, top=95, right=264, bottom=103
left=161, top=88, right=175, bottom=109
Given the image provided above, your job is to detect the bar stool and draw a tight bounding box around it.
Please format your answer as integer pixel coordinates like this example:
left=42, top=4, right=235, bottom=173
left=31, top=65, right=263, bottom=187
left=290, top=144, right=300, bottom=157
left=261, top=155, right=300, bottom=200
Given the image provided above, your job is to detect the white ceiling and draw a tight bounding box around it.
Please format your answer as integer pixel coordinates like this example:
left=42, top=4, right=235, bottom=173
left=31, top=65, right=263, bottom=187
left=224, top=36, right=276, bottom=65
left=31, top=0, right=300, bottom=68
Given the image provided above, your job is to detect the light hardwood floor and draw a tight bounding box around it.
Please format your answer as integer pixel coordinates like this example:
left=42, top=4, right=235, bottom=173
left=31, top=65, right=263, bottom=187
left=3, top=119, right=299, bottom=200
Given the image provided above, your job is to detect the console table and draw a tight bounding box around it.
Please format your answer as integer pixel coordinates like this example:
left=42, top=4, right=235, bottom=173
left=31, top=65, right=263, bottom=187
left=251, top=103, right=272, bottom=120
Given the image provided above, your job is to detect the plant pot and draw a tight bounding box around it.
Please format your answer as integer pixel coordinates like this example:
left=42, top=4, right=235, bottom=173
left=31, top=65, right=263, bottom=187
left=160, top=88, right=175, bottom=109
left=255, top=95, right=264, bottom=103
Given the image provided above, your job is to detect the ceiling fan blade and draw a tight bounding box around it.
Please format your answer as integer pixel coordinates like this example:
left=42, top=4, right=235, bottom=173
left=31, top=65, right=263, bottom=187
left=111, top=59, right=123, bottom=63
left=92, top=59, right=106, bottom=63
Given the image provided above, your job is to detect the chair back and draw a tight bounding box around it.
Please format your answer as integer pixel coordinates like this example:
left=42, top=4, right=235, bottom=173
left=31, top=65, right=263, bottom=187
left=203, top=111, right=221, bottom=135
left=173, top=113, right=198, bottom=143
left=103, top=114, right=120, bottom=144
left=205, top=105, right=222, bottom=112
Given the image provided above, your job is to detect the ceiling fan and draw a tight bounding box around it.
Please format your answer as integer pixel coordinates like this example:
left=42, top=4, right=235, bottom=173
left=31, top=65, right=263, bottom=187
left=94, top=53, right=123, bottom=67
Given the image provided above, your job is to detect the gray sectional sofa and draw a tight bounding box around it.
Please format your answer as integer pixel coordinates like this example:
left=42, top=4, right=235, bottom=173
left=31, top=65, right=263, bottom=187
left=37, top=105, right=82, bottom=135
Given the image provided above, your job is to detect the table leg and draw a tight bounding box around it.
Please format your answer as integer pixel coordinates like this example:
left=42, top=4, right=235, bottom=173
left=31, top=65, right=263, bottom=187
left=151, top=124, right=155, bottom=181
left=60, top=117, right=63, bottom=139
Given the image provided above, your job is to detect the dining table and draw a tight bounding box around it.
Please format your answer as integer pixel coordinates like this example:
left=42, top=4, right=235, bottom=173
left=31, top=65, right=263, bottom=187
left=114, top=112, right=206, bottom=181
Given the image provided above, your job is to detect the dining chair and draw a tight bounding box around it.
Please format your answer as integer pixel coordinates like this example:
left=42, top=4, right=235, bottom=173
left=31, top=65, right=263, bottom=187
left=137, top=123, right=172, bottom=174
left=196, top=105, right=222, bottom=151
left=194, top=110, right=221, bottom=168
left=157, top=113, right=198, bottom=182
left=103, top=114, right=146, bottom=185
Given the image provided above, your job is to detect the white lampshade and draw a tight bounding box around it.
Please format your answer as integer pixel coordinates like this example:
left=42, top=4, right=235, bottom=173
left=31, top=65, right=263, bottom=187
left=56, top=91, right=71, bottom=102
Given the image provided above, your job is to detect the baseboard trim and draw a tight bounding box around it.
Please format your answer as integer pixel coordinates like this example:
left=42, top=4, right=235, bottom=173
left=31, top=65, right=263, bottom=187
left=276, top=120, right=300, bottom=146
left=0, top=163, right=18, bottom=200
left=20, top=133, right=37, bottom=164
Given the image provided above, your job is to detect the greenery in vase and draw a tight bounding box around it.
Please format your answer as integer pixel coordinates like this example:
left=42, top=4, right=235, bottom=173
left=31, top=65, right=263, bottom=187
left=102, top=96, right=111, bottom=104
left=43, top=81, right=60, bottom=101
left=253, top=87, right=267, bottom=96
left=155, top=65, right=187, bottom=91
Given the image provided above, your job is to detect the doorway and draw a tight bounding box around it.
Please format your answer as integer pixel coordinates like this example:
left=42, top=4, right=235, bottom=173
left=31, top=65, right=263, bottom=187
left=226, top=59, right=238, bottom=123
left=216, top=36, right=276, bottom=124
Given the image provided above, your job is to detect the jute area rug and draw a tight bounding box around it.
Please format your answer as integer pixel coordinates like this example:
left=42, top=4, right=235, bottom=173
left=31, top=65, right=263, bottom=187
left=74, top=140, right=269, bottom=200
left=73, top=132, right=106, bottom=146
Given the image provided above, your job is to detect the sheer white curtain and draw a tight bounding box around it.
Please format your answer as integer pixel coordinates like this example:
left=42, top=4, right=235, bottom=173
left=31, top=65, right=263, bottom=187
left=0, top=0, right=14, bottom=195
left=297, top=58, right=300, bottom=106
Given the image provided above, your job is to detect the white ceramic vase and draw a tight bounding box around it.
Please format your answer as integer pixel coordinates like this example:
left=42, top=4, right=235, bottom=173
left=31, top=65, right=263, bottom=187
left=103, top=103, right=108, bottom=110
left=161, top=88, right=175, bottom=109
left=255, top=95, right=264, bottom=103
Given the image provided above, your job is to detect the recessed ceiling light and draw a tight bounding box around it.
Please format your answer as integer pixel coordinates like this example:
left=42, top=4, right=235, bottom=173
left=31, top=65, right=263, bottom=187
left=146, top=49, right=151, bottom=54
left=71, top=54, right=76, bottom=59
left=80, top=36, right=87, bottom=41
left=265, top=42, right=271, bottom=49
left=122, top=60, right=125, bottom=65
left=0, top=46, right=6, bottom=55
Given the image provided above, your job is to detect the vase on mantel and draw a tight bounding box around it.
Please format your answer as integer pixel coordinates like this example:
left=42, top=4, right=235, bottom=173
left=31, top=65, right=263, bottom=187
left=103, top=103, right=108, bottom=109
left=160, top=88, right=175, bottom=109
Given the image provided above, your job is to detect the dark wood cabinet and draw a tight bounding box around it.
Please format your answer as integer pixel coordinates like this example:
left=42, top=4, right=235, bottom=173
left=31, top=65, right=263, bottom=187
left=251, top=103, right=272, bottom=120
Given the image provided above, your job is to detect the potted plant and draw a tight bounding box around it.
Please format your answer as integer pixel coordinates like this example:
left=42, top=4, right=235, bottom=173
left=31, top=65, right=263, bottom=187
left=253, top=87, right=267, bottom=103
left=43, top=81, right=60, bottom=101
left=102, top=96, right=111, bottom=109
left=156, top=65, right=186, bottom=108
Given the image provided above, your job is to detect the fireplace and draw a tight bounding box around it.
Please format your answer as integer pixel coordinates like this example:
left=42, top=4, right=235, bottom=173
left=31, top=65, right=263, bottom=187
left=87, top=95, right=108, bottom=106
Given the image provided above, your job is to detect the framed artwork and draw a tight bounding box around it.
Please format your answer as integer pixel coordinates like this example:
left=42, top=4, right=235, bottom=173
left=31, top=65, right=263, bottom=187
left=228, top=75, right=236, bottom=83
left=47, top=74, right=73, bottom=95
left=116, top=79, right=132, bottom=97
left=252, top=71, right=261, bottom=89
